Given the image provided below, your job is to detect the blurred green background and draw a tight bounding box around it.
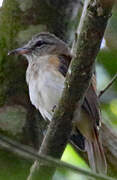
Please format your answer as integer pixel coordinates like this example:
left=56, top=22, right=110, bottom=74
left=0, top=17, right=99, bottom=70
left=0, top=1, right=117, bottom=180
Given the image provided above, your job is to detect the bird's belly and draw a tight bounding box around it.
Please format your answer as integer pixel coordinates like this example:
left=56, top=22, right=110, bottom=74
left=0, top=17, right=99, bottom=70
left=38, top=72, right=64, bottom=120
left=28, top=70, right=65, bottom=121
left=28, top=80, right=51, bottom=120
left=28, top=80, right=40, bottom=109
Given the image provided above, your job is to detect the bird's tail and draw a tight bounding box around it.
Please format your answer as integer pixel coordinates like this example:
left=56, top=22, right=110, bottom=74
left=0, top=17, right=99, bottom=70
left=85, top=128, right=107, bottom=174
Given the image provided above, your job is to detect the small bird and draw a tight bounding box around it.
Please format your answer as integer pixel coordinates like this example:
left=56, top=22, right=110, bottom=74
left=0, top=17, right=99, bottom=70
left=8, top=32, right=107, bottom=173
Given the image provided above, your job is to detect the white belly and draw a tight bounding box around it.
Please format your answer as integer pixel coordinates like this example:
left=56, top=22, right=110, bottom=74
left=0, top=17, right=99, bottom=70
left=28, top=68, right=65, bottom=121
left=28, top=80, right=40, bottom=109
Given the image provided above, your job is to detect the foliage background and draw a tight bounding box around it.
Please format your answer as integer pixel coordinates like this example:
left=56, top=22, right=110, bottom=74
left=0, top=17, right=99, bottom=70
left=0, top=0, right=116, bottom=180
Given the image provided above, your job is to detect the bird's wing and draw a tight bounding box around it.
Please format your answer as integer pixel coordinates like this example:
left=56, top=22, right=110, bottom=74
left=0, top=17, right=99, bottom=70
left=58, top=55, right=100, bottom=127
left=82, top=81, right=101, bottom=127
left=58, top=55, right=71, bottom=76
left=57, top=55, right=106, bottom=173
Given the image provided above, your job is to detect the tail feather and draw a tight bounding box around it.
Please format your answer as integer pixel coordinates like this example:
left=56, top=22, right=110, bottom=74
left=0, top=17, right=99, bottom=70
left=85, top=129, right=107, bottom=174
left=85, top=140, right=96, bottom=172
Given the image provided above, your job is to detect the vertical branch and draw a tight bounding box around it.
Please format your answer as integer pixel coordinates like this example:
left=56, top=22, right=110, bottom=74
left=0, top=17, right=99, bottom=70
left=0, top=0, right=81, bottom=149
left=27, top=0, right=115, bottom=179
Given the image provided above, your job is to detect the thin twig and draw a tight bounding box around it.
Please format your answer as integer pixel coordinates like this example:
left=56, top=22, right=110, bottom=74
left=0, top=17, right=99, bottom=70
left=28, top=0, right=115, bottom=179
left=0, top=134, right=35, bottom=161
left=98, top=73, right=117, bottom=98
left=27, top=0, right=115, bottom=179
left=0, top=134, right=115, bottom=180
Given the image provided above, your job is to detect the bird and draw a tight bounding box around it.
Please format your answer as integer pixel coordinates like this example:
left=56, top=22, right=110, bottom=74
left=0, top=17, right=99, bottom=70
left=8, top=32, right=107, bottom=173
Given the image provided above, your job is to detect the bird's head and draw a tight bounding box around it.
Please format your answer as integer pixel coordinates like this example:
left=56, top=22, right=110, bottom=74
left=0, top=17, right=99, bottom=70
left=8, top=32, right=71, bottom=62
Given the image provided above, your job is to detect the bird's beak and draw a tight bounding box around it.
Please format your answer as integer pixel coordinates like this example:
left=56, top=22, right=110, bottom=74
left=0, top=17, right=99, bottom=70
left=8, top=47, right=30, bottom=56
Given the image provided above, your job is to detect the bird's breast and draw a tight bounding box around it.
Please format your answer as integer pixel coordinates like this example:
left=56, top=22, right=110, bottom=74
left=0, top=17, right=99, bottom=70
left=26, top=59, right=65, bottom=121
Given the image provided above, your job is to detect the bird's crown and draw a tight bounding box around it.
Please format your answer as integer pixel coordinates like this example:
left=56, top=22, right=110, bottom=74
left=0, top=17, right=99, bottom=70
left=8, top=32, right=71, bottom=60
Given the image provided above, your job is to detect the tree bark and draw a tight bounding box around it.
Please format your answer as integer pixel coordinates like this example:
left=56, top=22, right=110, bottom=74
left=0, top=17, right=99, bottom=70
left=0, top=0, right=81, bottom=148
left=27, top=0, right=115, bottom=180
left=0, top=0, right=117, bottom=179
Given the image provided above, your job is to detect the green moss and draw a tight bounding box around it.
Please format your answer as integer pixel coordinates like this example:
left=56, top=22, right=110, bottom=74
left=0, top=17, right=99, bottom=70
left=0, top=0, right=23, bottom=105
left=0, top=0, right=76, bottom=106
left=0, top=149, right=31, bottom=180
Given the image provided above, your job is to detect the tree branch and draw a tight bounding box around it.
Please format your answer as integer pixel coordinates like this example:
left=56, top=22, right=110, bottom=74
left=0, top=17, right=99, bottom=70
left=0, top=134, right=115, bottom=180
left=71, top=122, right=117, bottom=178
left=98, top=73, right=117, bottom=98
left=27, top=0, right=115, bottom=179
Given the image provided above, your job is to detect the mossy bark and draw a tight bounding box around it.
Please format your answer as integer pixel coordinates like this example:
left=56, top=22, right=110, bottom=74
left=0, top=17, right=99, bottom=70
left=27, top=0, right=116, bottom=179
left=0, top=0, right=81, bottom=150
left=1, top=0, right=117, bottom=179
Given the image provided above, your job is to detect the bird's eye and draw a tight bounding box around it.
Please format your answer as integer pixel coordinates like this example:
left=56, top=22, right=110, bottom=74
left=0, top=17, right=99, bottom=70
left=34, top=40, right=47, bottom=47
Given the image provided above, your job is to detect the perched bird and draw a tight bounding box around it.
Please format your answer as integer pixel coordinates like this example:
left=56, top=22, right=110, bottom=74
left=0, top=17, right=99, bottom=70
left=8, top=32, right=107, bottom=173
